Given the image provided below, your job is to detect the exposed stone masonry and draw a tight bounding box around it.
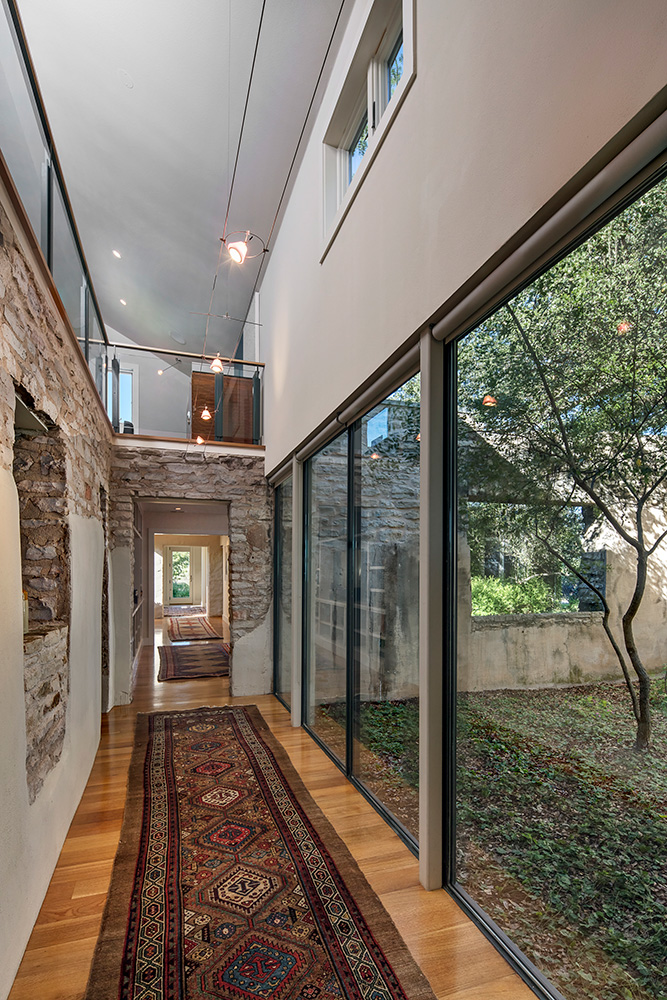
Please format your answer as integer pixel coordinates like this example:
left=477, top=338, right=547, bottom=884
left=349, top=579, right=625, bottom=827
left=0, top=199, right=112, bottom=801
left=110, top=447, right=273, bottom=647
left=23, top=624, right=68, bottom=803
left=13, top=428, right=69, bottom=623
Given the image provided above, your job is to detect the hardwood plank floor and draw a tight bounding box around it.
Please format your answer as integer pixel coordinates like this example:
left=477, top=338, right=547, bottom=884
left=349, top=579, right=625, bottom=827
left=8, top=624, right=534, bottom=1000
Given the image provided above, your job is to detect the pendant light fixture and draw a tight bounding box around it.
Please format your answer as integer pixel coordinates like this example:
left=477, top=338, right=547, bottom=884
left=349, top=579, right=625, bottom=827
left=201, top=406, right=212, bottom=421
left=220, top=231, right=267, bottom=264
left=210, top=354, right=224, bottom=374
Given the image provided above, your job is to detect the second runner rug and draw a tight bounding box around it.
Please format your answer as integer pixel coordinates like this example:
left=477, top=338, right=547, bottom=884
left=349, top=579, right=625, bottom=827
left=157, top=642, right=231, bottom=681
left=85, top=706, right=436, bottom=1000
left=167, top=615, right=220, bottom=641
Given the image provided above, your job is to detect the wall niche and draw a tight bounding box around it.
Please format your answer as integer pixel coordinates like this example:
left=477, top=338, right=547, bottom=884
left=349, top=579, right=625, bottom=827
left=13, top=387, right=71, bottom=802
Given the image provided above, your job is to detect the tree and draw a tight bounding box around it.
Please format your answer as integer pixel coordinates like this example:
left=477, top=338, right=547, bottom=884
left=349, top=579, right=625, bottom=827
left=458, top=178, right=667, bottom=749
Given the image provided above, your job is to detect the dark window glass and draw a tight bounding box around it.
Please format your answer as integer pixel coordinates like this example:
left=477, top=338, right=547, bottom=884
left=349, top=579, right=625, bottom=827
left=387, top=33, right=404, bottom=100
left=349, top=112, right=368, bottom=182
left=305, top=432, right=348, bottom=763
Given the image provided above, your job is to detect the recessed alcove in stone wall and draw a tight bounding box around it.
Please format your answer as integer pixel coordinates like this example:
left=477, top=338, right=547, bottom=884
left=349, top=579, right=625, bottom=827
left=13, top=403, right=71, bottom=802
left=13, top=426, right=70, bottom=623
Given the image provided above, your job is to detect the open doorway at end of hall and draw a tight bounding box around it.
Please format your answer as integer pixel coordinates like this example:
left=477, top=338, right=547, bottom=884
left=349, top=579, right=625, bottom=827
left=154, top=534, right=230, bottom=628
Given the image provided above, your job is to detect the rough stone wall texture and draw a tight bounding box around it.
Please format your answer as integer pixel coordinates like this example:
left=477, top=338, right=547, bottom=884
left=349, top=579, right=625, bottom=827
left=0, top=203, right=112, bottom=502
left=208, top=541, right=224, bottom=617
left=0, top=198, right=112, bottom=800
left=23, top=625, right=68, bottom=803
left=110, top=448, right=273, bottom=647
left=13, top=429, right=69, bottom=623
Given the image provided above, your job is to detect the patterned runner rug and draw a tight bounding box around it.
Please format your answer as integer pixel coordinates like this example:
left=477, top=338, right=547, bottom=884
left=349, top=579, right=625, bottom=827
left=85, top=706, right=436, bottom=1000
left=164, top=605, right=206, bottom=617
left=167, top=615, right=220, bottom=641
left=158, top=643, right=231, bottom=681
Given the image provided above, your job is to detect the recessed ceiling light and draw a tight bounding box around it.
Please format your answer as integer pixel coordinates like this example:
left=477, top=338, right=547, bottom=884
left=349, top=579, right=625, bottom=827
left=120, top=299, right=127, bottom=306
left=174, top=507, right=182, bottom=511
left=117, top=68, right=134, bottom=90
left=112, top=250, right=121, bottom=258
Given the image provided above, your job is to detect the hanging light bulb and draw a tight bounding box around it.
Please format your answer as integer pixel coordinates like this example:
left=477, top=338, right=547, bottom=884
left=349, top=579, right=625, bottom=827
left=201, top=406, right=211, bottom=421
left=227, top=237, right=249, bottom=264
left=196, top=435, right=204, bottom=445
left=482, top=394, right=498, bottom=407
left=210, top=354, right=224, bottom=374
left=158, top=358, right=182, bottom=376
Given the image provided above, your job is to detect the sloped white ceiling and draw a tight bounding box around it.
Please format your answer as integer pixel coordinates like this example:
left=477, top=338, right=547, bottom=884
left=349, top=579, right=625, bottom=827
left=16, top=0, right=348, bottom=357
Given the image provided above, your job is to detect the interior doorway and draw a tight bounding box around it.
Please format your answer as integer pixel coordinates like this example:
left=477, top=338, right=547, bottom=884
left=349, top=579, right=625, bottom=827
left=154, top=533, right=229, bottom=628
left=164, top=545, right=197, bottom=605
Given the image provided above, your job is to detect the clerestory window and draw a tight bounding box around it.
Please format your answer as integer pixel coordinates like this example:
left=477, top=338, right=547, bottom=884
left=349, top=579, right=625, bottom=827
left=322, top=0, right=414, bottom=255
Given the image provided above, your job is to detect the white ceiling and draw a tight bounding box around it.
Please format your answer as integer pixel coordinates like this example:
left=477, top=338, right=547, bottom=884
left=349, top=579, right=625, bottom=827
left=16, top=0, right=349, bottom=358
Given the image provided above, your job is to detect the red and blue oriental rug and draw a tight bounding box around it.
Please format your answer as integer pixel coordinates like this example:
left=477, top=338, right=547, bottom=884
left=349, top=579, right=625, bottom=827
left=85, top=706, right=436, bottom=1000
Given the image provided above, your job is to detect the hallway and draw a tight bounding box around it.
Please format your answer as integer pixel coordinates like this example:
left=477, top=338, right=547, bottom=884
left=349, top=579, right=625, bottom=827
left=8, top=632, right=531, bottom=1000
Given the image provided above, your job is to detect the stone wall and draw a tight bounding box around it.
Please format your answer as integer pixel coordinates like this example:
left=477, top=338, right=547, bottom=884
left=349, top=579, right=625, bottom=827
left=0, top=197, right=112, bottom=805
left=23, top=625, right=68, bottom=803
left=110, top=446, right=272, bottom=693
left=13, top=427, right=69, bottom=624
left=457, top=532, right=667, bottom=692
left=0, top=178, right=112, bottom=993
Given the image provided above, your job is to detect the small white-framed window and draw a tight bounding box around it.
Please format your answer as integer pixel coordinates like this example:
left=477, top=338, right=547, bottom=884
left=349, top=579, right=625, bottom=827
left=322, top=0, right=414, bottom=256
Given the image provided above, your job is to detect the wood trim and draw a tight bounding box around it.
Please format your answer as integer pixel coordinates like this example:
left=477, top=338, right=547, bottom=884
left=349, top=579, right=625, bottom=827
left=113, top=432, right=264, bottom=451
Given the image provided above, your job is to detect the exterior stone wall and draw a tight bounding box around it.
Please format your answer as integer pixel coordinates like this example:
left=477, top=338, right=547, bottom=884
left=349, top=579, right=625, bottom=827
left=110, top=447, right=272, bottom=690
left=23, top=625, right=68, bottom=803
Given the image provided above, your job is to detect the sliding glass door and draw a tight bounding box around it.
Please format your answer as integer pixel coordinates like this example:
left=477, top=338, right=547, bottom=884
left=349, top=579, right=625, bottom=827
left=453, top=173, right=667, bottom=1000
left=304, top=432, right=349, bottom=764
left=303, top=375, right=420, bottom=845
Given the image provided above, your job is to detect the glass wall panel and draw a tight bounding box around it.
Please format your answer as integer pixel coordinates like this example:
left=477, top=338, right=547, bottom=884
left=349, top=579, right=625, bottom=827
left=88, top=310, right=107, bottom=407
left=0, top=7, right=46, bottom=244
left=305, top=432, right=348, bottom=763
left=354, top=374, right=420, bottom=838
left=52, top=183, right=84, bottom=338
left=275, top=475, right=293, bottom=707
left=456, top=176, right=667, bottom=1000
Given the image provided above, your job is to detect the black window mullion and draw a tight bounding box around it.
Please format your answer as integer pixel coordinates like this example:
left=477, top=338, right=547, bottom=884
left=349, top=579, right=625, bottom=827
left=272, top=485, right=281, bottom=698
left=443, top=338, right=458, bottom=887
left=345, top=423, right=360, bottom=778
left=301, top=462, right=311, bottom=729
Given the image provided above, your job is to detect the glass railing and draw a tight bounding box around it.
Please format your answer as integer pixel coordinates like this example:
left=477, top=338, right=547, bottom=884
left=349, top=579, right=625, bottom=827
left=1, top=0, right=264, bottom=447
left=85, top=341, right=264, bottom=445
left=0, top=0, right=108, bottom=391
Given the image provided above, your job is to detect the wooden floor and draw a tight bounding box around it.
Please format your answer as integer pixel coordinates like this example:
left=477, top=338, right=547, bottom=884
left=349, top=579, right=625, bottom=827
left=8, top=625, right=534, bottom=1000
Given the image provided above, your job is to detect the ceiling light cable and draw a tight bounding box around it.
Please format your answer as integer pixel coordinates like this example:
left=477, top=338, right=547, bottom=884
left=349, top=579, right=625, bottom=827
left=230, top=0, right=346, bottom=360
left=221, top=0, right=267, bottom=244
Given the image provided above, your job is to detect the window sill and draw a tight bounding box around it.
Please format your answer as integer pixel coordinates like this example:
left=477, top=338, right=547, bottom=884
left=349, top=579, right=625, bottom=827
left=320, top=64, right=415, bottom=264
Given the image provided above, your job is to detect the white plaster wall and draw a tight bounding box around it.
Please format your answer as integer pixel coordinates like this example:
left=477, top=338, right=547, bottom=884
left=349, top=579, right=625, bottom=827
left=107, top=326, right=191, bottom=438
left=0, top=476, right=103, bottom=999
left=230, top=612, right=272, bottom=697
left=260, top=0, right=667, bottom=469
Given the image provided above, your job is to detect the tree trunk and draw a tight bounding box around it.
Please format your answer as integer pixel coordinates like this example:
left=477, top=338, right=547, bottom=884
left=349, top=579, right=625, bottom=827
left=622, top=551, right=651, bottom=750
